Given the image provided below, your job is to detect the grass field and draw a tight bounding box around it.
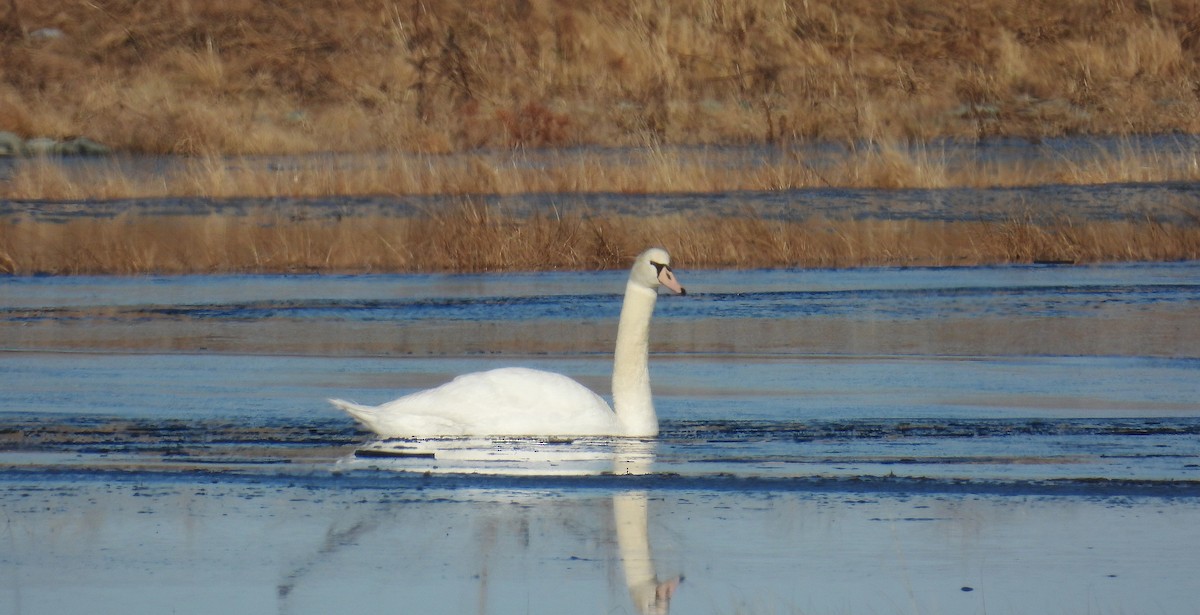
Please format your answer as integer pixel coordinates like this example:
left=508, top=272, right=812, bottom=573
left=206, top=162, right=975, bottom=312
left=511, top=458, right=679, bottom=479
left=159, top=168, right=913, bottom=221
left=2, top=1, right=1199, bottom=274
left=2, top=1, right=1198, bottom=154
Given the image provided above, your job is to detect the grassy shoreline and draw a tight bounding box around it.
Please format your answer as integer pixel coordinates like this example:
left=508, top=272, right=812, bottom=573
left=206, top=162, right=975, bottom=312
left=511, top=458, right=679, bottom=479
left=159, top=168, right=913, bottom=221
left=4, top=136, right=1200, bottom=201
left=3, top=139, right=1197, bottom=275
left=3, top=205, right=1197, bottom=275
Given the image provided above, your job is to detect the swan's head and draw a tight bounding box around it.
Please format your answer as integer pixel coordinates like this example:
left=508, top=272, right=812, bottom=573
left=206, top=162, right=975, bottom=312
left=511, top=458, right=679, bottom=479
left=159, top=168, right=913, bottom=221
left=632, top=248, right=686, bottom=295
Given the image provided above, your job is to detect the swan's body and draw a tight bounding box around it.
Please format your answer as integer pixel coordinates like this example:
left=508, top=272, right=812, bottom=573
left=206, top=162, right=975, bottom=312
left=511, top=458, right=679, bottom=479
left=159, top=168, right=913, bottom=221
left=330, top=248, right=685, bottom=438
left=333, top=367, right=615, bottom=436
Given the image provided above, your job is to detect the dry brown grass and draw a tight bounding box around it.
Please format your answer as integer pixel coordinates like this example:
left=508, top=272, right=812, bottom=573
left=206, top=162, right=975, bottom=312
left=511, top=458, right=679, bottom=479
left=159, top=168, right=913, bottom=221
left=3, top=205, right=1197, bottom=275
left=3, top=137, right=1200, bottom=201
left=1, top=0, right=1199, bottom=155
left=4, top=1, right=1199, bottom=274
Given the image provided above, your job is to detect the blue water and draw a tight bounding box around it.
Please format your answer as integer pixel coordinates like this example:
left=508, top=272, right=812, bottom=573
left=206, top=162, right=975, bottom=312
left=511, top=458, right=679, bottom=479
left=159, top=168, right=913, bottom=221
left=2, top=261, right=1198, bottom=487
left=3, top=262, right=1200, bottom=614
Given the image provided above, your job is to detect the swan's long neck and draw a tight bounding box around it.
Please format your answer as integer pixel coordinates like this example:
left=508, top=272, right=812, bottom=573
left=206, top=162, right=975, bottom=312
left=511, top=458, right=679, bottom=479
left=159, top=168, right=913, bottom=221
left=612, top=281, right=659, bottom=437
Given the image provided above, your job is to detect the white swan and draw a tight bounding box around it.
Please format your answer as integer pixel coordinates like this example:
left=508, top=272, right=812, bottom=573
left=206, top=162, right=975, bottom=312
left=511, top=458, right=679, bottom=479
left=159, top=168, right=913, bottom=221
left=329, top=247, right=686, bottom=437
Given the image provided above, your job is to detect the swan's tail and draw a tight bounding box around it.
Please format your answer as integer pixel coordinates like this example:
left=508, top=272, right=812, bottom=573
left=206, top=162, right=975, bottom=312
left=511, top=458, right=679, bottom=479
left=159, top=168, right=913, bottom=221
left=328, top=398, right=378, bottom=428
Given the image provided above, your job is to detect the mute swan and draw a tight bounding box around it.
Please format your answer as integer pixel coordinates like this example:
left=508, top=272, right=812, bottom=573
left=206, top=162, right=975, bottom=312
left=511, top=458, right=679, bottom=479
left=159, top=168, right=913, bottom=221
left=329, top=247, right=686, bottom=437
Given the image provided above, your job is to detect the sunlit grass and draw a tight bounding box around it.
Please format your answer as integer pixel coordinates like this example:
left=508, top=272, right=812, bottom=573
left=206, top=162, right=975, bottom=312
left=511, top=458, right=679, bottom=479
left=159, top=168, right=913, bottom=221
left=3, top=204, right=1197, bottom=275
left=3, top=1, right=1198, bottom=155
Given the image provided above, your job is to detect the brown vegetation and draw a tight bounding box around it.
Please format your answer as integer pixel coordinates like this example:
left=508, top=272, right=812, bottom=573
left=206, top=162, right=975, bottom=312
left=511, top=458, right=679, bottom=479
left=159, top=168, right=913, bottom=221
left=3, top=205, right=1198, bottom=275
left=3, top=137, right=1200, bottom=201
left=3, top=1, right=1199, bottom=275
left=1, top=0, right=1199, bottom=155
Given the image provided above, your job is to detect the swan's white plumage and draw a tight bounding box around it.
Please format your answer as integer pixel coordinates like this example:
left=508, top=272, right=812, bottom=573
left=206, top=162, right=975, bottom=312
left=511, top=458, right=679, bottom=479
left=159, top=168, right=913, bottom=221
left=330, top=367, right=615, bottom=436
left=330, top=247, right=684, bottom=438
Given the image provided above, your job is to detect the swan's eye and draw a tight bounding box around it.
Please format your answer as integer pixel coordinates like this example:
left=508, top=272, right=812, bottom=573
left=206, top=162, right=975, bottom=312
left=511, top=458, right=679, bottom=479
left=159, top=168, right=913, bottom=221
left=651, top=261, right=671, bottom=275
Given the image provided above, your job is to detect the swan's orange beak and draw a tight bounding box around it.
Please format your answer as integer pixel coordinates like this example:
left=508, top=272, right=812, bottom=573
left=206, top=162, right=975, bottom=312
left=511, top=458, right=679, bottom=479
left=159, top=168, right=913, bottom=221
left=657, top=265, right=686, bottom=295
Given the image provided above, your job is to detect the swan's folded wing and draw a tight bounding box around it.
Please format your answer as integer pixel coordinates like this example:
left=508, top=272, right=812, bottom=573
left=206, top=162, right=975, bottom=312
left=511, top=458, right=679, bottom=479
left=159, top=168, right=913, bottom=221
left=354, top=367, right=618, bottom=437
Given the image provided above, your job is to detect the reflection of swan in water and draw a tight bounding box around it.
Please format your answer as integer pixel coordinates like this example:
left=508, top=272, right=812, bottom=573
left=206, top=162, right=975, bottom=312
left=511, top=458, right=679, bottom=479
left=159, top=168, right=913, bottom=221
left=615, top=491, right=682, bottom=615
left=341, top=436, right=656, bottom=476
left=329, top=247, right=685, bottom=437
left=611, top=441, right=682, bottom=615
left=289, top=440, right=681, bottom=614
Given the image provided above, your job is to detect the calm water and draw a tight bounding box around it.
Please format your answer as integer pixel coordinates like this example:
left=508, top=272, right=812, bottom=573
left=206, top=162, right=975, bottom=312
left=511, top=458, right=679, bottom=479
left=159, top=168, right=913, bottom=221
left=2, top=262, right=1198, bottom=482
left=7, top=180, right=1200, bottom=225
left=2, top=262, right=1200, bottom=613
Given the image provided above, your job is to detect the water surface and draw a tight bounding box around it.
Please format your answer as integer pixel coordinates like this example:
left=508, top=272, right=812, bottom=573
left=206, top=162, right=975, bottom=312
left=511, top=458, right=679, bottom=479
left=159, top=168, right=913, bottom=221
left=2, top=262, right=1199, bottom=613
left=3, top=263, right=1198, bottom=483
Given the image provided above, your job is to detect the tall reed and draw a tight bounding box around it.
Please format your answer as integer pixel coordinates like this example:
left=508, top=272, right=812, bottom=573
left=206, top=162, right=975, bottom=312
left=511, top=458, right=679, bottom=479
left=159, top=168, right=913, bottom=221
left=3, top=206, right=1197, bottom=275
